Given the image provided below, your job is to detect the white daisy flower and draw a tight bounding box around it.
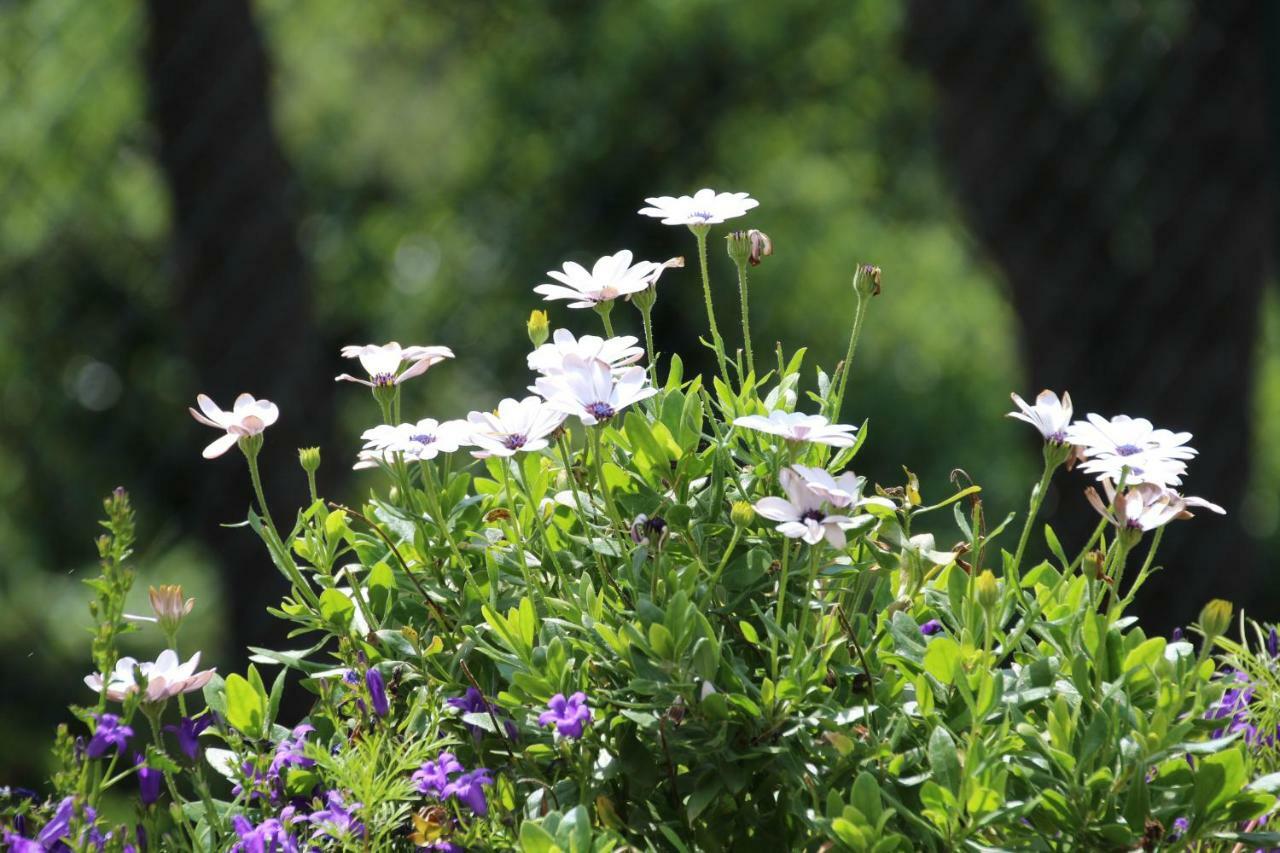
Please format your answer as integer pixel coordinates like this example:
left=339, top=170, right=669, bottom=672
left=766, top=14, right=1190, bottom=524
left=1086, top=479, right=1225, bottom=533
left=466, top=396, right=566, bottom=458
left=533, top=250, right=662, bottom=309
left=527, top=328, right=645, bottom=375
left=354, top=418, right=470, bottom=469
left=789, top=464, right=893, bottom=511
left=1067, top=413, right=1197, bottom=486
left=638, top=188, right=759, bottom=226
left=1075, top=452, right=1188, bottom=488
left=335, top=342, right=454, bottom=388
left=734, top=410, right=859, bottom=448
left=85, top=649, right=216, bottom=703
left=188, top=393, right=279, bottom=459
left=753, top=469, right=862, bottom=548
left=1007, top=390, right=1073, bottom=443
left=534, top=355, right=657, bottom=426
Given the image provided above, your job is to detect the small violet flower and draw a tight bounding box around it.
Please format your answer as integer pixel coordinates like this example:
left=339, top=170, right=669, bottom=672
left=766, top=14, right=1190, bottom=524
left=3, top=796, right=74, bottom=852
left=413, top=752, right=464, bottom=800
left=231, top=814, right=300, bottom=853
left=135, top=754, right=162, bottom=807
left=538, top=692, right=592, bottom=740
left=365, top=668, right=389, bottom=718
left=86, top=713, right=133, bottom=759
left=308, top=791, right=365, bottom=842
left=164, top=714, right=213, bottom=761
left=920, top=619, right=943, bottom=636
left=444, top=768, right=495, bottom=816
left=447, top=688, right=518, bottom=740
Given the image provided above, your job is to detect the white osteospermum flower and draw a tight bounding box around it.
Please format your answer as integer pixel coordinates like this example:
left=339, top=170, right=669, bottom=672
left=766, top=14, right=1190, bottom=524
left=354, top=418, right=470, bottom=469
left=188, top=393, right=279, bottom=459
left=1008, top=390, right=1073, bottom=443
left=790, top=464, right=893, bottom=511
left=754, top=469, right=862, bottom=548
left=1067, top=413, right=1197, bottom=487
left=534, top=355, right=657, bottom=426
left=638, top=188, right=759, bottom=226
left=734, top=410, right=859, bottom=448
left=1086, top=479, right=1225, bottom=533
left=85, top=649, right=216, bottom=703
left=533, top=251, right=661, bottom=309
left=335, top=342, right=454, bottom=388
left=527, top=328, right=645, bottom=375
left=467, top=396, right=567, bottom=458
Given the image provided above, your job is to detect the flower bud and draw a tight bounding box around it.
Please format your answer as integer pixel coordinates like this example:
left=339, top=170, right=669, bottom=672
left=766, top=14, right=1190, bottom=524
left=975, top=570, right=1000, bottom=611
left=730, top=501, right=755, bottom=528
left=630, top=284, right=658, bottom=314
left=726, top=231, right=751, bottom=266
left=1198, top=599, right=1233, bottom=641
left=149, top=585, right=195, bottom=636
left=527, top=310, right=550, bottom=348
left=853, top=263, right=882, bottom=298
left=1083, top=550, right=1105, bottom=580
left=298, top=446, right=321, bottom=475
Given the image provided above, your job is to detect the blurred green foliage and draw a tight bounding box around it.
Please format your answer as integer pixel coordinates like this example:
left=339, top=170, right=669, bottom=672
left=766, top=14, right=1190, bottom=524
left=8, top=0, right=1278, bottom=784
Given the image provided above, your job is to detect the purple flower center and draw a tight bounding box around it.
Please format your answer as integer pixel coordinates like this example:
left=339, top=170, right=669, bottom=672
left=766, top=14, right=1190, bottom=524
left=690, top=210, right=715, bottom=221
left=800, top=509, right=825, bottom=523
left=1115, top=443, right=1142, bottom=456
left=410, top=433, right=436, bottom=445
left=586, top=401, right=615, bottom=420
left=370, top=372, right=397, bottom=387
left=502, top=433, right=527, bottom=450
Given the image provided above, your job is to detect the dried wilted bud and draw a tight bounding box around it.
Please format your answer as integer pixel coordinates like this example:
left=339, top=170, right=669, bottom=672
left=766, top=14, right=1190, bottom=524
left=149, top=585, right=195, bottom=635
left=1083, top=550, right=1106, bottom=580
left=746, top=229, right=772, bottom=266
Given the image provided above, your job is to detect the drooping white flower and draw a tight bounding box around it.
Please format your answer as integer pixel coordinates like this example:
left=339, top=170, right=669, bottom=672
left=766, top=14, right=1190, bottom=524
left=734, top=410, right=858, bottom=448
left=1067, top=413, right=1197, bottom=486
left=85, top=649, right=216, bottom=703
left=335, top=342, right=454, bottom=388
left=1008, top=390, right=1073, bottom=443
left=354, top=418, right=470, bottom=469
left=533, top=251, right=662, bottom=309
left=466, top=396, right=566, bottom=458
left=754, top=469, right=864, bottom=548
left=527, top=329, right=645, bottom=375
left=188, top=393, right=279, bottom=459
left=1085, top=478, right=1225, bottom=533
left=638, top=188, right=759, bottom=226
left=790, top=464, right=893, bottom=511
left=534, top=355, right=657, bottom=426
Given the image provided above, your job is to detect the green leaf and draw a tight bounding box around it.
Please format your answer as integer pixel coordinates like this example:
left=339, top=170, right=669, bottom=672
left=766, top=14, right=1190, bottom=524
left=928, top=726, right=961, bottom=793
left=738, top=621, right=760, bottom=645
left=1195, top=748, right=1246, bottom=818
left=224, top=673, right=266, bottom=738
left=923, top=636, right=962, bottom=686
left=648, top=623, right=675, bottom=658
left=555, top=805, right=592, bottom=853
left=518, top=821, right=561, bottom=853
left=318, top=588, right=355, bottom=628
left=851, top=771, right=884, bottom=825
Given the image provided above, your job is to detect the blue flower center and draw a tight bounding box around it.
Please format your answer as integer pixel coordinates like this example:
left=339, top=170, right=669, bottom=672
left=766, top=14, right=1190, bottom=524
left=371, top=372, right=397, bottom=387
left=800, top=509, right=825, bottom=523
left=502, top=433, right=527, bottom=450
left=586, top=401, right=615, bottom=420
left=691, top=210, right=715, bottom=221
left=1115, top=444, right=1142, bottom=456
left=410, top=434, right=435, bottom=445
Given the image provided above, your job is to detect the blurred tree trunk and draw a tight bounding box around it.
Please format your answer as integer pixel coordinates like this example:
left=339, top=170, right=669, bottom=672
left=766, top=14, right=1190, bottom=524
left=904, top=1, right=1272, bottom=628
left=142, top=0, right=332, bottom=654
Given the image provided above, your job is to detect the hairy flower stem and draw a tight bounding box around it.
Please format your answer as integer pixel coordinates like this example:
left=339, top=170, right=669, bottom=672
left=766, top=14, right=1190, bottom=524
left=243, top=447, right=277, bottom=537
left=705, top=525, right=743, bottom=605
left=771, top=542, right=794, bottom=678
left=1002, top=460, right=1056, bottom=623
left=640, top=307, right=659, bottom=387
left=732, top=256, right=755, bottom=377
left=514, top=463, right=570, bottom=594
left=599, top=309, right=616, bottom=339
left=829, top=281, right=870, bottom=417
left=499, top=462, right=547, bottom=607
left=1118, top=525, right=1165, bottom=612
left=691, top=225, right=729, bottom=380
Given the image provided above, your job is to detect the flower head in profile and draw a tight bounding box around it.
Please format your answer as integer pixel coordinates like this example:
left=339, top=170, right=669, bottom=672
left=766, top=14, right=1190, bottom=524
left=447, top=688, right=519, bottom=740
left=85, top=649, right=216, bottom=703
left=528, top=329, right=645, bottom=375
left=734, top=410, right=858, bottom=448
left=466, top=396, right=566, bottom=458
left=533, top=250, right=663, bottom=308
left=354, top=418, right=470, bottom=469
left=188, top=393, right=279, bottom=459
left=754, top=467, right=867, bottom=548
left=443, top=768, right=495, bottom=816
left=335, top=342, right=454, bottom=388
left=3, top=796, right=73, bottom=852
left=1008, top=390, right=1073, bottom=443
left=164, top=714, right=214, bottom=761
left=1085, top=478, right=1225, bottom=533
left=538, top=692, right=592, bottom=739
left=534, top=355, right=657, bottom=426
left=135, top=754, right=162, bottom=806
left=1068, top=413, right=1196, bottom=486
left=638, top=188, right=759, bottom=226
left=86, top=713, right=133, bottom=759
left=308, top=791, right=365, bottom=843
left=149, top=584, right=195, bottom=635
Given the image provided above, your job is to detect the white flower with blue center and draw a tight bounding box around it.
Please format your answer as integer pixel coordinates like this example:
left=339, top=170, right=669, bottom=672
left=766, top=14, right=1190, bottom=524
left=466, top=396, right=566, bottom=458
left=1068, top=413, right=1197, bottom=487
left=335, top=342, right=454, bottom=388
left=638, top=188, right=759, bottom=226
left=188, top=393, right=279, bottom=459
left=354, top=418, right=470, bottom=469
left=534, top=355, right=657, bottom=426
left=1008, top=390, right=1073, bottom=443
left=527, top=328, right=645, bottom=375
left=533, top=251, right=662, bottom=309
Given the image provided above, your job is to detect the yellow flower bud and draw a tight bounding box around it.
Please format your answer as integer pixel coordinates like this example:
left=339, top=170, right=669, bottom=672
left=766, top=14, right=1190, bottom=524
left=527, top=309, right=550, bottom=348
left=298, top=446, right=321, bottom=474
left=730, top=501, right=755, bottom=528
left=975, top=570, right=1000, bottom=611
left=1198, top=599, right=1233, bottom=641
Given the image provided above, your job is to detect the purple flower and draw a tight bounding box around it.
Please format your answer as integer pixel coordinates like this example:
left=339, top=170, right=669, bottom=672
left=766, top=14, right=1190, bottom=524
left=1206, top=670, right=1280, bottom=746
left=268, top=724, right=317, bottom=778
left=308, top=791, right=364, bottom=842
left=164, top=714, right=213, bottom=761
left=1171, top=626, right=1183, bottom=642
left=135, top=755, right=162, bottom=807
left=448, top=688, right=518, bottom=740
left=538, top=692, right=592, bottom=739
left=230, top=815, right=299, bottom=853
left=919, top=619, right=943, bottom=636
left=443, top=768, right=494, bottom=816
left=1269, top=626, right=1279, bottom=659
left=4, top=796, right=75, bottom=851
left=86, top=713, right=133, bottom=759
left=366, top=668, right=389, bottom=718
left=1169, top=816, right=1190, bottom=840
left=413, top=752, right=464, bottom=799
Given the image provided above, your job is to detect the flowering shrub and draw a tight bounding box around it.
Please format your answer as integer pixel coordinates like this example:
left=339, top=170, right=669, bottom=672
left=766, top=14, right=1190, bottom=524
left=5, top=189, right=1280, bottom=851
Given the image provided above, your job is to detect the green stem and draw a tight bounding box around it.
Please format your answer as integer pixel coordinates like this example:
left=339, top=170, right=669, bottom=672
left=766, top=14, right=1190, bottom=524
left=419, top=460, right=468, bottom=573
left=640, top=307, right=658, bottom=387
left=244, top=448, right=277, bottom=536
left=733, top=257, right=754, bottom=377
left=797, top=546, right=822, bottom=641
left=514, top=462, right=570, bottom=594
left=588, top=427, right=624, bottom=532
left=706, top=525, right=743, bottom=604
left=832, top=288, right=869, bottom=418
left=692, top=225, right=729, bottom=379
left=499, top=461, right=546, bottom=606
left=599, top=309, right=616, bottom=339
left=771, top=541, right=793, bottom=677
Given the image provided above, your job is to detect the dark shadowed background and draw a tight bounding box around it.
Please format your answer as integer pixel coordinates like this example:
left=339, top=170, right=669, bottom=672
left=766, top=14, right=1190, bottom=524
left=2, top=0, right=1277, bottom=783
